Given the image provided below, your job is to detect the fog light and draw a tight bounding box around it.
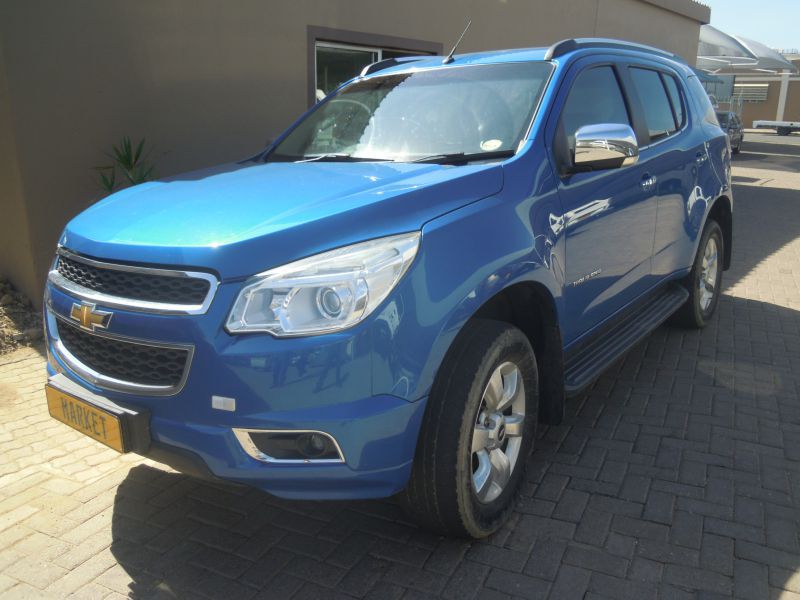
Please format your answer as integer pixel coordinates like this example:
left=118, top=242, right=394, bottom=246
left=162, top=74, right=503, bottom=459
left=233, top=429, right=344, bottom=463
left=297, top=432, right=332, bottom=458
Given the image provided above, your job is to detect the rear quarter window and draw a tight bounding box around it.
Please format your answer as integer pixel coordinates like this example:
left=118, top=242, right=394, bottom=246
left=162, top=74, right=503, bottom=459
left=686, top=75, right=720, bottom=126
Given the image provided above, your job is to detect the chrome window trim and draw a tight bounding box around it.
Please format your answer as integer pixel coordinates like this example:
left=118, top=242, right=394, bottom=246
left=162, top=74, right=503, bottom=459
left=233, top=428, right=346, bottom=464
left=47, top=309, right=194, bottom=397
left=49, top=248, right=219, bottom=316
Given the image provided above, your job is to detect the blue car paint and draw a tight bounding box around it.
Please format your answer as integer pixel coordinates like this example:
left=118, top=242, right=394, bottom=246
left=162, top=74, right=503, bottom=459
left=63, top=161, right=504, bottom=280
left=45, top=45, right=730, bottom=499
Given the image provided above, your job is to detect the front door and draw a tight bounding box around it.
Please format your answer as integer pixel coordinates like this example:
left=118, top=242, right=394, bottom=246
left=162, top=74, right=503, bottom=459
left=549, top=61, right=657, bottom=344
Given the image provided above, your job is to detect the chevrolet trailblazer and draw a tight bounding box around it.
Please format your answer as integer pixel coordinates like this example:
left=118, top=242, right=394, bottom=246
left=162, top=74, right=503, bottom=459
left=45, top=38, right=731, bottom=538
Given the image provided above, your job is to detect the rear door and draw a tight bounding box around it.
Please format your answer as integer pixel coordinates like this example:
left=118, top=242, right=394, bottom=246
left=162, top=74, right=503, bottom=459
left=622, top=63, right=697, bottom=278
left=547, top=58, right=657, bottom=344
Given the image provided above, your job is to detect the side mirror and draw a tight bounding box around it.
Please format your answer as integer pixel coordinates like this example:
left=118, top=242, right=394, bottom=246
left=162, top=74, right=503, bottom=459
left=573, top=123, right=639, bottom=171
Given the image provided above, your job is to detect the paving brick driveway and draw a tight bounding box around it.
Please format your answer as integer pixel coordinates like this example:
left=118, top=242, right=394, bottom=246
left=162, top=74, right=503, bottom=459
left=1, top=133, right=800, bottom=599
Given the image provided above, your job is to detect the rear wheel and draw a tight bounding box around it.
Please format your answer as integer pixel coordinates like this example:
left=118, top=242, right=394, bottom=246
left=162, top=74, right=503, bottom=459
left=672, top=219, right=723, bottom=328
left=402, top=320, right=537, bottom=538
left=777, top=127, right=791, bottom=136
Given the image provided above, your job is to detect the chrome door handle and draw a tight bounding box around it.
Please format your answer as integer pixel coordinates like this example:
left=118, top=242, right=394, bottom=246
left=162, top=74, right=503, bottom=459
left=641, top=175, right=657, bottom=190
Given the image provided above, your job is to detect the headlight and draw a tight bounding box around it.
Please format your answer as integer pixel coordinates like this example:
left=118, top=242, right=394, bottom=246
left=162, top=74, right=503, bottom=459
left=226, top=232, right=420, bottom=336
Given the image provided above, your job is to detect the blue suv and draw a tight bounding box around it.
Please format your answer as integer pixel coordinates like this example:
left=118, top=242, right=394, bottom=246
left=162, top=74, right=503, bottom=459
left=44, top=38, right=731, bottom=537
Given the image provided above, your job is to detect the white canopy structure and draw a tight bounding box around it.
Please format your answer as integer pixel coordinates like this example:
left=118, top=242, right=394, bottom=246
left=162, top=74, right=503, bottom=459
left=697, top=25, right=797, bottom=74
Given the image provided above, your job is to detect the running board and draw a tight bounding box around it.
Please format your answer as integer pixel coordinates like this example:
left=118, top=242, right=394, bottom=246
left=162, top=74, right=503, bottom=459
left=564, top=284, right=689, bottom=396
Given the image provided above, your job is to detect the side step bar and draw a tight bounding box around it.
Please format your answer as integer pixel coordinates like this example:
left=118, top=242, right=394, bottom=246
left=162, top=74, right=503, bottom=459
left=564, top=283, right=689, bottom=396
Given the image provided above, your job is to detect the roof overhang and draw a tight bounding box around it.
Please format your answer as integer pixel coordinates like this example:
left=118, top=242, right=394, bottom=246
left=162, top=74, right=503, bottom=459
left=641, top=0, right=711, bottom=23
left=697, top=25, right=798, bottom=74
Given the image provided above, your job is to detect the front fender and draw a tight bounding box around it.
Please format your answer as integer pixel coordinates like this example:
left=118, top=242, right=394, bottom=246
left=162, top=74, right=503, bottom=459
left=369, top=179, right=564, bottom=402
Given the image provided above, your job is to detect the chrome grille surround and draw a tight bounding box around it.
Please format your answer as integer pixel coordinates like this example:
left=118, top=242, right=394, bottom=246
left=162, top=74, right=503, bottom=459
left=48, top=309, right=194, bottom=396
left=48, top=248, right=219, bottom=315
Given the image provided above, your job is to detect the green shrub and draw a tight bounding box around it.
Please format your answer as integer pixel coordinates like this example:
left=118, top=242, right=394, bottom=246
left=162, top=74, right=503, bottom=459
left=95, top=136, right=155, bottom=193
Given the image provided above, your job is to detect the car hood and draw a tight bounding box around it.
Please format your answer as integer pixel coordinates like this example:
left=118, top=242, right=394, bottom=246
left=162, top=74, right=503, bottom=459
left=62, top=160, right=504, bottom=279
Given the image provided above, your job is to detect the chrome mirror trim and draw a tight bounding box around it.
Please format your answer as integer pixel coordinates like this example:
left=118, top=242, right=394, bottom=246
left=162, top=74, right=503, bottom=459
left=574, top=123, right=639, bottom=170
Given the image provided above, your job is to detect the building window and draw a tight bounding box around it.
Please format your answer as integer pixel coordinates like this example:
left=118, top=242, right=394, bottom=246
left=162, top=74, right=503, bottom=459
left=315, top=42, right=429, bottom=101
left=307, top=27, right=442, bottom=106
left=733, top=83, right=769, bottom=102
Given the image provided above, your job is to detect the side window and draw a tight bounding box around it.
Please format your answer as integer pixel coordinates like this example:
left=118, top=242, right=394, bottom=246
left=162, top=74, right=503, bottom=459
left=629, top=67, right=677, bottom=142
left=560, top=66, right=631, bottom=152
left=662, top=74, right=685, bottom=129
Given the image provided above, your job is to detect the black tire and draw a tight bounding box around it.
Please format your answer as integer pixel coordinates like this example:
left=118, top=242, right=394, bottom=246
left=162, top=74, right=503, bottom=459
left=732, top=139, right=741, bottom=154
left=671, top=219, right=724, bottom=328
left=777, top=127, right=790, bottom=136
left=401, top=320, right=538, bottom=538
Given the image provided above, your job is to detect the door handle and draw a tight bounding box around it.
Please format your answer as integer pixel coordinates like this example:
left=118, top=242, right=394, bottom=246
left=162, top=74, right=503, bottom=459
left=641, top=174, right=657, bottom=190
left=696, top=151, right=708, bottom=164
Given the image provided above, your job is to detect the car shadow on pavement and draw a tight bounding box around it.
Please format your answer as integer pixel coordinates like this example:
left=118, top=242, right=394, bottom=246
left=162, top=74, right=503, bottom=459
left=108, top=167, right=800, bottom=596
left=108, top=290, right=800, bottom=598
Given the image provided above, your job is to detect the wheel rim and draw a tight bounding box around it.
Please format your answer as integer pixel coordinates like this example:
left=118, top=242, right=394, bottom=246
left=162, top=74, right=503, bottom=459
left=471, top=361, right=525, bottom=504
left=698, top=236, right=719, bottom=313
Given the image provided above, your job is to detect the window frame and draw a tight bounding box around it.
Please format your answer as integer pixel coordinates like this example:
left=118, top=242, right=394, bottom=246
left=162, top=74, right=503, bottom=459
left=623, top=63, right=691, bottom=149
left=307, top=26, right=442, bottom=107
left=661, top=72, right=686, bottom=131
left=628, top=66, right=681, bottom=144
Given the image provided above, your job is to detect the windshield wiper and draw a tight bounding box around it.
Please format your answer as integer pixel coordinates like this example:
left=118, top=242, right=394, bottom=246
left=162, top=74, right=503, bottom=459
left=296, top=153, right=351, bottom=162
left=295, top=153, right=393, bottom=163
left=406, top=150, right=515, bottom=165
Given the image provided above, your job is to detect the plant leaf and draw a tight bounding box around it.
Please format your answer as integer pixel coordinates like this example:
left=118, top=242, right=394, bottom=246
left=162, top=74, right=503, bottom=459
left=134, top=138, right=145, bottom=164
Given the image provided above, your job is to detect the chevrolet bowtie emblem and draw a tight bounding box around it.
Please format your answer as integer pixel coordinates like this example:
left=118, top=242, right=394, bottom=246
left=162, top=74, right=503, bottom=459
left=70, top=302, right=112, bottom=332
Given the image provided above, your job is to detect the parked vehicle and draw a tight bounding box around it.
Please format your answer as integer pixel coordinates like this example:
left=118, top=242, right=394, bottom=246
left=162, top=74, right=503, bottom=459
left=44, top=38, right=732, bottom=538
left=753, top=119, right=800, bottom=136
left=717, top=111, right=744, bottom=153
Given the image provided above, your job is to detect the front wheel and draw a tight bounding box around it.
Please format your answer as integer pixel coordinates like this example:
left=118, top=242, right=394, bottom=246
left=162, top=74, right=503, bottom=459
left=672, top=219, right=724, bottom=328
left=401, top=320, right=538, bottom=538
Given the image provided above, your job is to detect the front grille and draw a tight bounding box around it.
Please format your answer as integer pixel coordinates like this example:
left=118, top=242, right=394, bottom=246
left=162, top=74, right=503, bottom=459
left=57, top=320, right=189, bottom=388
left=57, top=254, right=211, bottom=305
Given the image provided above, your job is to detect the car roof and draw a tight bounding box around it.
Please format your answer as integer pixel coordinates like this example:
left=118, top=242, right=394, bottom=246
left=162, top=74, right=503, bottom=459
left=367, top=42, right=691, bottom=79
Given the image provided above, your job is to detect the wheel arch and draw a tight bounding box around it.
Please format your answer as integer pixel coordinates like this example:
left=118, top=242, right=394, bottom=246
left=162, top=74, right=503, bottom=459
left=707, top=194, right=732, bottom=270
left=460, top=281, right=565, bottom=425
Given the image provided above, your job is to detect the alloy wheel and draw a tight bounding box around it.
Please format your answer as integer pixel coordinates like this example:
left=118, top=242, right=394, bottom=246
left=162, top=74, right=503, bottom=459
left=471, top=361, right=526, bottom=503
left=698, top=236, right=719, bottom=312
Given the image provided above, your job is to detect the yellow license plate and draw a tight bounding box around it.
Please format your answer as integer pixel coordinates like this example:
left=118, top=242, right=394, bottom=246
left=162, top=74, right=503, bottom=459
left=46, top=384, right=125, bottom=452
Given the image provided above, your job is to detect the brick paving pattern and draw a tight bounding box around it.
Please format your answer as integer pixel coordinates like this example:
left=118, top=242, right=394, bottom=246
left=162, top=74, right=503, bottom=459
left=1, top=133, right=799, bottom=598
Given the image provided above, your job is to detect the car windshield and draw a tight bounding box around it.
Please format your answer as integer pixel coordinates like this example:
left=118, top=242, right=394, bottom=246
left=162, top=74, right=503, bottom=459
left=716, top=112, right=731, bottom=127
left=268, top=62, right=554, bottom=163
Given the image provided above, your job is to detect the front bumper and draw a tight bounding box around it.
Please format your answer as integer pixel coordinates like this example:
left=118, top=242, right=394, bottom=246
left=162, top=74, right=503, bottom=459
left=45, top=281, right=427, bottom=500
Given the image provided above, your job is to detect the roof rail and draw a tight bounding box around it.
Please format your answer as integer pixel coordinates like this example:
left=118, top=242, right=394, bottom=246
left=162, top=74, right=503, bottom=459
left=545, top=38, right=685, bottom=63
left=360, top=56, right=428, bottom=76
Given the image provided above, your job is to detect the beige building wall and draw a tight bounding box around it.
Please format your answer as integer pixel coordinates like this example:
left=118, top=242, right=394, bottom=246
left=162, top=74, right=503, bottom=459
left=739, top=81, right=800, bottom=126
left=0, top=37, right=36, bottom=298
left=738, top=59, right=800, bottom=127
left=0, top=0, right=709, bottom=306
